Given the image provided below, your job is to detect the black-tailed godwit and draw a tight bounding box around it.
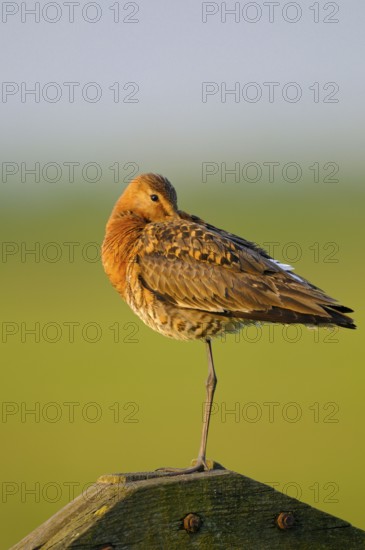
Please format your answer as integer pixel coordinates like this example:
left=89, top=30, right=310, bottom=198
left=102, top=173, right=355, bottom=474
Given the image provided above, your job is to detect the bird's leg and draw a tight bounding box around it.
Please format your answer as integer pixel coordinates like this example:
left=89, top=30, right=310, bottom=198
left=156, top=338, right=217, bottom=475
left=195, top=338, right=217, bottom=467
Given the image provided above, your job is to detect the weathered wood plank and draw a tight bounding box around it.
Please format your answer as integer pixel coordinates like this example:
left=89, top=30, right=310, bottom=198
left=10, top=468, right=365, bottom=550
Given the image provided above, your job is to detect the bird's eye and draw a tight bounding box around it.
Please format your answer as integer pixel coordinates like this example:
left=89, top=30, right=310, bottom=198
left=150, top=194, right=159, bottom=202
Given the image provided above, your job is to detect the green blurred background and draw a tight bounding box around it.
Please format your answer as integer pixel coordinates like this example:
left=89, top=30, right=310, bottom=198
left=1, top=0, right=365, bottom=547
left=1, top=178, right=364, bottom=547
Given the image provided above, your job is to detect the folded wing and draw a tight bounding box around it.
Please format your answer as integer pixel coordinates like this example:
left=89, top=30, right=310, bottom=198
left=136, top=215, right=355, bottom=329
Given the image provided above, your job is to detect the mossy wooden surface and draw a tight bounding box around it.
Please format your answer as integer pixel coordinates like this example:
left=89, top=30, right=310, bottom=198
left=11, top=468, right=365, bottom=550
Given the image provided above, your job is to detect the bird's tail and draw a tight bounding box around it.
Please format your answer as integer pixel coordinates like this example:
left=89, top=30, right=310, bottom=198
left=228, top=305, right=356, bottom=329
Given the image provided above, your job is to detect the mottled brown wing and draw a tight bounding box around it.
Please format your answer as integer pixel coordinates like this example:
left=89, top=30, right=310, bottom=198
left=137, top=218, right=354, bottom=327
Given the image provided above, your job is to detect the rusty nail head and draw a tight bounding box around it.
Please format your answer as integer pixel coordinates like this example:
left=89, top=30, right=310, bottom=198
left=276, top=511, right=295, bottom=530
left=183, top=513, right=202, bottom=533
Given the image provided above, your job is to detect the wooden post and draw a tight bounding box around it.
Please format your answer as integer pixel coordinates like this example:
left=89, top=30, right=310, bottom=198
left=10, top=466, right=365, bottom=549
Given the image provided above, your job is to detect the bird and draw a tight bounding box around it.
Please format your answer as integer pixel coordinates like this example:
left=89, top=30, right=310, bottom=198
left=102, top=173, right=355, bottom=474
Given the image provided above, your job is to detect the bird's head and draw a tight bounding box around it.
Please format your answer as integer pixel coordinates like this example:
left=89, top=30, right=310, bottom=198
left=112, top=173, right=179, bottom=222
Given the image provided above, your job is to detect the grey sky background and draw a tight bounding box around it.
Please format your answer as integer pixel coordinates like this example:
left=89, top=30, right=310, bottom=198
left=0, top=0, right=364, bottom=186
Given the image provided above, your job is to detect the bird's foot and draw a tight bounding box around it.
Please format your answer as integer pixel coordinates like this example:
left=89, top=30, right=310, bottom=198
left=156, top=457, right=219, bottom=476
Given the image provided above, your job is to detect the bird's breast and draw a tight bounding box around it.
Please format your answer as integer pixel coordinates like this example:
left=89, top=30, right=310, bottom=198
left=102, top=214, right=145, bottom=299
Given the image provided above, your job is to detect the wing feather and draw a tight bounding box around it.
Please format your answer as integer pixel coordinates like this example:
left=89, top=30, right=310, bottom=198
left=136, top=217, right=349, bottom=324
